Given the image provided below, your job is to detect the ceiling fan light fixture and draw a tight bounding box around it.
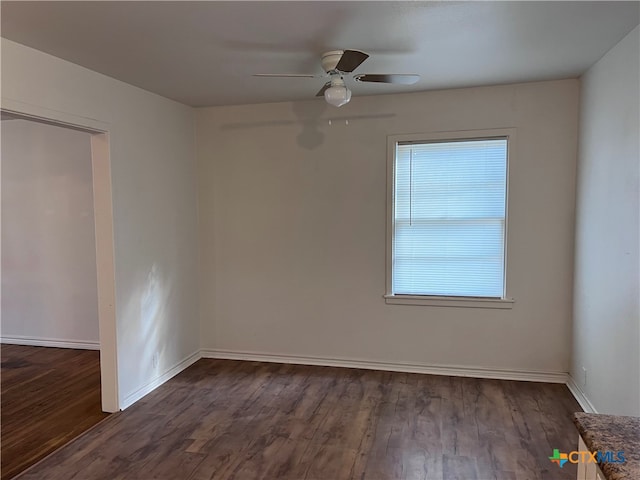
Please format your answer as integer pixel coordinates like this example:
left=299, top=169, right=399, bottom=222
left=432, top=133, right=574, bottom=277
left=255, top=49, right=419, bottom=105
left=324, top=83, right=352, bottom=107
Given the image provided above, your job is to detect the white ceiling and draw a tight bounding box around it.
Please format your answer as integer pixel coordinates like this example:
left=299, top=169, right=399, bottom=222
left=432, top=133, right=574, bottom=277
left=1, top=1, right=638, bottom=107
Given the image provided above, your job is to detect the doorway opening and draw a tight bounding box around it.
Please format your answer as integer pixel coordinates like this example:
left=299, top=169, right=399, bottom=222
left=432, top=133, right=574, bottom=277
left=0, top=109, right=118, bottom=478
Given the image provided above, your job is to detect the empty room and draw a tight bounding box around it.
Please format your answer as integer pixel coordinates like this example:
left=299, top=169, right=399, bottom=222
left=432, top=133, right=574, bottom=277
left=0, top=2, right=638, bottom=480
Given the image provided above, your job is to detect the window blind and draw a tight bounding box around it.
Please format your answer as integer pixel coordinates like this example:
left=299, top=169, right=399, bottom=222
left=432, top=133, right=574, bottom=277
left=393, top=138, right=507, bottom=297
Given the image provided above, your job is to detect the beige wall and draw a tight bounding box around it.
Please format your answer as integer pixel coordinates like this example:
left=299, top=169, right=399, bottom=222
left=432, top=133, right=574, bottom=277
left=572, top=26, right=640, bottom=415
left=197, top=79, right=579, bottom=374
left=1, top=39, right=200, bottom=408
left=2, top=119, right=98, bottom=346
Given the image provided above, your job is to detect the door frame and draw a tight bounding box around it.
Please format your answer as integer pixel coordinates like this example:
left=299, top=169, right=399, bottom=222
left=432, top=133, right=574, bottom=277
left=1, top=99, right=119, bottom=412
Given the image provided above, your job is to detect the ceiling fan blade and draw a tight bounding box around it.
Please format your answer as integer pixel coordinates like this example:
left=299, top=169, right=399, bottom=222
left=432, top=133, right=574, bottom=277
left=316, top=82, right=331, bottom=97
left=353, top=74, right=420, bottom=85
left=253, top=73, right=320, bottom=78
left=335, top=50, right=369, bottom=72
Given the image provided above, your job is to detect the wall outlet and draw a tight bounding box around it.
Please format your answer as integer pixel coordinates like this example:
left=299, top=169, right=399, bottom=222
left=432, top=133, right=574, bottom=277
left=582, top=366, right=587, bottom=386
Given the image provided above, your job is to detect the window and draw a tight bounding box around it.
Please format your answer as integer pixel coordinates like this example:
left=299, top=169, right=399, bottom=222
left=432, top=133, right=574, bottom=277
left=385, top=129, right=514, bottom=308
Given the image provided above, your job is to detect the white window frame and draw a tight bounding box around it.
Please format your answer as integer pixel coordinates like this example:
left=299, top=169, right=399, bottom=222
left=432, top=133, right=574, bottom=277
left=385, top=128, right=516, bottom=308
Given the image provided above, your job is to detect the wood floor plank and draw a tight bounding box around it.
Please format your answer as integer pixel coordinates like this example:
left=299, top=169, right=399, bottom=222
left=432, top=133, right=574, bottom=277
left=1, top=344, right=109, bottom=480
left=441, top=377, right=479, bottom=458
left=443, top=454, right=478, bottom=480
left=13, top=359, right=582, bottom=480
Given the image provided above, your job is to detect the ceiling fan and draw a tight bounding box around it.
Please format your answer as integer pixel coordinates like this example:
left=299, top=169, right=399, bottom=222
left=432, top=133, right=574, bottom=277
left=254, top=49, right=420, bottom=107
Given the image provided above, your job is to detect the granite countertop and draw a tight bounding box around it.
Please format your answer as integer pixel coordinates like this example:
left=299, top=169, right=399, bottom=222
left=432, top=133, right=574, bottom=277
left=573, top=412, right=640, bottom=480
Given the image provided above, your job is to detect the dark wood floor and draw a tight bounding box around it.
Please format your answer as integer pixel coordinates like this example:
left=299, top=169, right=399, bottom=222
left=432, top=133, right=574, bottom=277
left=15, top=359, right=582, bottom=480
left=1, top=344, right=109, bottom=480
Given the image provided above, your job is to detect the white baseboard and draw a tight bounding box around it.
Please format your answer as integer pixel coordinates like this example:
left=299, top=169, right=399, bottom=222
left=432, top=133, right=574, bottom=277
left=201, top=348, right=568, bottom=384
left=1, top=335, right=100, bottom=350
left=120, top=350, right=201, bottom=410
left=566, top=375, right=598, bottom=413
left=26, top=344, right=582, bottom=411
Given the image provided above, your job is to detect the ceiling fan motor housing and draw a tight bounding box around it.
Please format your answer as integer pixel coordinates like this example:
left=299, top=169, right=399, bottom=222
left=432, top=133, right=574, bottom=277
left=321, top=50, right=344, bottom=73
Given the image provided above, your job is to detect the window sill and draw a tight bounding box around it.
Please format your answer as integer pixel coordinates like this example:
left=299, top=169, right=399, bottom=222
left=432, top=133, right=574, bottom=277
left=384, top=294, right=515, bottom=309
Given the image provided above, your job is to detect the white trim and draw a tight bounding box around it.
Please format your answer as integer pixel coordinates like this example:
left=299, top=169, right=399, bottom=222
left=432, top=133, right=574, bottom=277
left=119, top=350, right=201, bottom=410
left=111, top=349, right=592, bottom=413
left=1, top=98, right=110, bottom=133
left=566, top=375, right=598, bottom=413
left=384, top=294, right=514, bottom=308
left=201, top=348, right=567, bottom=384
left=90, top=132, right=119, bottom=413
left=1, top=335, right=100, bottom=350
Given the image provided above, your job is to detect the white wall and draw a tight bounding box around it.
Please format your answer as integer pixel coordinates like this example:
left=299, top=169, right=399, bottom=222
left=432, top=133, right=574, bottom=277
left=1, top=38, right=200, bottom=408
left=572, top=26, right=640, bottom=415
left=197, top=79, right=579, bottom=375
left=2, top=119, right=99, bottom=346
